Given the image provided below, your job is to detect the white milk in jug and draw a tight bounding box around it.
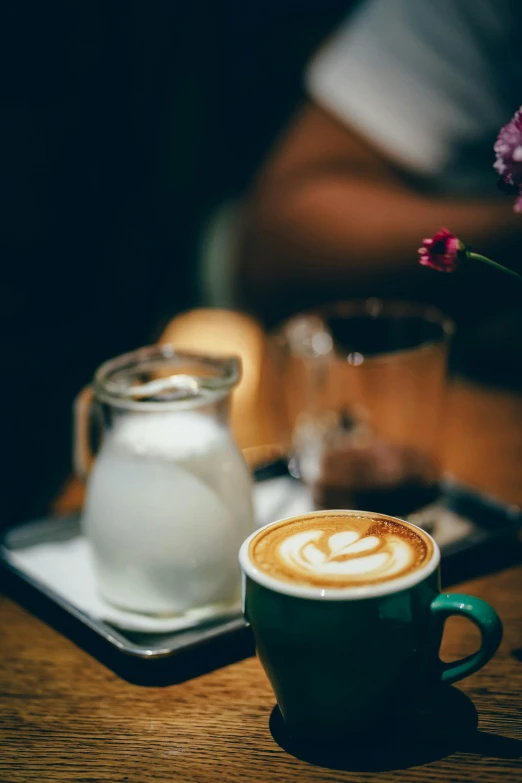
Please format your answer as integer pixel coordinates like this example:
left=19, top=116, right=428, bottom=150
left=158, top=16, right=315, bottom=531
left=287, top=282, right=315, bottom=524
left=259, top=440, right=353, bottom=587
left=82, top=410, right=254, bottom=615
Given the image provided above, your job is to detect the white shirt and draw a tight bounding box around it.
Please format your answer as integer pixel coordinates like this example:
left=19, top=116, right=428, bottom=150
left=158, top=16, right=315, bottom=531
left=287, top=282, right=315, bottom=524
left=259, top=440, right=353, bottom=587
left=307, top=0, right=522, bottom=195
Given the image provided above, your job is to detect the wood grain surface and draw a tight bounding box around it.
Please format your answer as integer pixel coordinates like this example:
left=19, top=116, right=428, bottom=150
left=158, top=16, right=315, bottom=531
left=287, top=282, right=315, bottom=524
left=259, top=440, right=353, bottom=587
left=2, top=377, right=522, bottom=782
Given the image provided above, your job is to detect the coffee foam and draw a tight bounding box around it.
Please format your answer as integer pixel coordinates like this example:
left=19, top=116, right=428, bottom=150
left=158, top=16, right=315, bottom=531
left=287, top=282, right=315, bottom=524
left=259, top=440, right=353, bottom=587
left=248, top=513, right=433, bottom=589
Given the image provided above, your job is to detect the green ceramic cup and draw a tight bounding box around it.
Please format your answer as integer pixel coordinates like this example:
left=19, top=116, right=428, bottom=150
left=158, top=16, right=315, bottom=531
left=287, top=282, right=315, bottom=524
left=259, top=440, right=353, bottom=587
left=239, top=510, right=503, bottom=741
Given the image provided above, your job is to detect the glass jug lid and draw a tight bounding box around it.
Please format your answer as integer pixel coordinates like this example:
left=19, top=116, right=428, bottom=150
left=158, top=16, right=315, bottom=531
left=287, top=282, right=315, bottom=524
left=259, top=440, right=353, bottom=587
left=92, top=344, right=241, bottom=411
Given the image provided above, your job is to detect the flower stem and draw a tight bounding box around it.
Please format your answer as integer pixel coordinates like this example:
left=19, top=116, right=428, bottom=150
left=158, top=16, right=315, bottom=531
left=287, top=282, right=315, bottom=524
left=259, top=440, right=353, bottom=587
left=468, top=252, right=522, bottom=281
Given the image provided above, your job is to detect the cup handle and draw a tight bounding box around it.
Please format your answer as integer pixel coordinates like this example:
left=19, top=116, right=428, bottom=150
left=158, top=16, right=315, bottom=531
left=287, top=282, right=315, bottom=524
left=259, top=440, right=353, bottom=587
left=74, top=386, right=95, bottom=481
left=431, top=593, right=503, bottom=685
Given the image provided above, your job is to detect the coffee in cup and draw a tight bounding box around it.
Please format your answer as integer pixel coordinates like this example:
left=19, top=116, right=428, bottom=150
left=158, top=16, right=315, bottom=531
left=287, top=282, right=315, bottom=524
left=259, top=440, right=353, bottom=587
left=249, top=512, right=433, bottom=589
left=239, top=510, right=502, bottom=740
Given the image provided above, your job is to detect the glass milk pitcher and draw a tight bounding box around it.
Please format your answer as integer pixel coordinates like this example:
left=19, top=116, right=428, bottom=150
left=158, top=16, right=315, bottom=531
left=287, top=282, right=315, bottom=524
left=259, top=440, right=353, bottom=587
left=75, top=345, right=254, bottom=616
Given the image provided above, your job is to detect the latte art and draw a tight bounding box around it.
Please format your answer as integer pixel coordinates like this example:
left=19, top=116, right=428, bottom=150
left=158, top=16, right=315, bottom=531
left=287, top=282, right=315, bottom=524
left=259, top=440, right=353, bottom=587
left=279, top=528, right=413, bottom=581
left=249, top=512, right=433, bottom=589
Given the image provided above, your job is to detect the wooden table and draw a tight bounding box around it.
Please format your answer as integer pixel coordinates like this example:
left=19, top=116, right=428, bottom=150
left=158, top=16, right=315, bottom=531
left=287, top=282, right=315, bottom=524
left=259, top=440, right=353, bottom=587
left=2, top=380, right=522, bottom=782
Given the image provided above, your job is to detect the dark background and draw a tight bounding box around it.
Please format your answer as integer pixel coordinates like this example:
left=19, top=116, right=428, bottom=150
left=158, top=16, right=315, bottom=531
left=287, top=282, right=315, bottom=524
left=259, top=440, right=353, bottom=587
left=0, top=1, right=349, bottom=340
left=0, top=1, right=350, bottom=525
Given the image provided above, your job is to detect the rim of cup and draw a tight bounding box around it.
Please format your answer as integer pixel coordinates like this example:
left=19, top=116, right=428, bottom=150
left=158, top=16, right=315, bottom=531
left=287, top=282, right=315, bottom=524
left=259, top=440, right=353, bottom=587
left=239, top=510, right=441, bottom=601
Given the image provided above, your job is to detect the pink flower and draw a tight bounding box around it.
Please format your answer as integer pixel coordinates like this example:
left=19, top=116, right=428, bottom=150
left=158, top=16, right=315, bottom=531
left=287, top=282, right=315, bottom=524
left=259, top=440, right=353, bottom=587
left=494, top=107, right=522, bottom=213
left=418, top=230, right=520, bottom=280
left=418, top=228, right=462, bottom=273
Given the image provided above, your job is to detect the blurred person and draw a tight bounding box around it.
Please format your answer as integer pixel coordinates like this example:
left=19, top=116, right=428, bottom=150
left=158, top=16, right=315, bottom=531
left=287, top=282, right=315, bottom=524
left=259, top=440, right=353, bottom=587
left=238, top=0, right=522, bottom=328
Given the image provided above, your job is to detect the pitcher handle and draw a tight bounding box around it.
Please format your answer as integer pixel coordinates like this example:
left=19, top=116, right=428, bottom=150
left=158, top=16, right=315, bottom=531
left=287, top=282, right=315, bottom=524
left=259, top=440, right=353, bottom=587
left=74, top=386, right=95, bottom=481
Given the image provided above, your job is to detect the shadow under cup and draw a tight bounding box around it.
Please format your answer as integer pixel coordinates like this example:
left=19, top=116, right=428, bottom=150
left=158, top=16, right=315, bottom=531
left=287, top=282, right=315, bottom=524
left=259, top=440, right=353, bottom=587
left=239, top=511, right=502, bottom=742
left=277, top=300, right=455, bottom=517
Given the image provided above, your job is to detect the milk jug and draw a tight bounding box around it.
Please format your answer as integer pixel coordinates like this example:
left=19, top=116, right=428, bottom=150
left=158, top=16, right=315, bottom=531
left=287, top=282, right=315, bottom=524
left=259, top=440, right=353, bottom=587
left=75, top=345, right=254, bottom=616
